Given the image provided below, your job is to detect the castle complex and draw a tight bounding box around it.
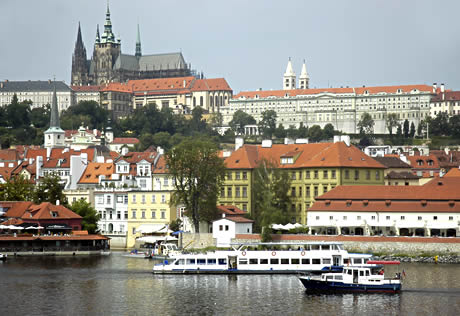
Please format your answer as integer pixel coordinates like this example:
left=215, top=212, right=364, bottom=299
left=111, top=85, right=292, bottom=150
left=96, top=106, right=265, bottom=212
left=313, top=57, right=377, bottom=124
left=71, top=4, right=194, bottom=86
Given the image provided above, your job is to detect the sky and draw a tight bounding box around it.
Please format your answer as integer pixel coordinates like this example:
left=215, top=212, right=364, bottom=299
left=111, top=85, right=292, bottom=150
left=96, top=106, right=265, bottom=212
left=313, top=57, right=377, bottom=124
left=1, top=0, right=460, bottom=93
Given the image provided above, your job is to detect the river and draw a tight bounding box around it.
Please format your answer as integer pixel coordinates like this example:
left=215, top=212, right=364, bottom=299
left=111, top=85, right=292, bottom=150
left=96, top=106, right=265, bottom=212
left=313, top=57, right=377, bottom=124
left=0, top=252, right=459, bottom=316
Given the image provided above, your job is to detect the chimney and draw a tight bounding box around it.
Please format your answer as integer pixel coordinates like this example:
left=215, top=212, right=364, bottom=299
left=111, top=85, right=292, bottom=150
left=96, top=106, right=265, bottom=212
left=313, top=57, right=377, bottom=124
left=46, top=147, right=51, bottom=161
left=441, top=83, right=445, bottom=100
left=36, top=156, right=43, bottom=180
left=235, top=137, right=244, bottom=151
left=284, top=138, right=294, bottom=145
left=262, top=140, right=272, bottom=148
left=432, top=83, right=437, bottom=93
left=183, top=79, right=186, bottom=88
left=0, top=82, right=3, bottom=88
left=56, top=200, right=60, bottom=206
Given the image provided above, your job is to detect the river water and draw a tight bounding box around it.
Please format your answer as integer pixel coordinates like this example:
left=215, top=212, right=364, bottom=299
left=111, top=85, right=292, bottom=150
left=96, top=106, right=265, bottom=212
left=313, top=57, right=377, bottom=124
left=0, top=252, right=459, bottom=316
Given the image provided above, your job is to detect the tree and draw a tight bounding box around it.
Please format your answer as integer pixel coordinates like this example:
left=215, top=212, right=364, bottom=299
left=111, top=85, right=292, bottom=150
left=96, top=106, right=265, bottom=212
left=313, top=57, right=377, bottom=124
left=152, top=132, right=171, bottom=149
left=251, top=159, right=291, bottom=233
left=5, top=94, right=31, bottom=129
left=298, top=123, right=309, bottom=138
left=396, top=124, right=403, bottom=138
left=403, top=119, right=410, bottom=138
left=308, top=125, right=323, bottom=142
left=430, top=112, right=450, bottom=136
left=60, top=100, right=108, bottom=130
left=208, top=112, right=223, bottom=127
left=229, top=110, right=256, bottom=134
left=189, top=106, right=208, bottom=133
left=274, top=123, right=287, bottom=139
left=166, top=138, right=226, bottom=233
left=449, top=115, right=460, bottom=138
left=409, top=122, right=416, bottom=138
left=323, top=123, right=335, bottom=140
left=33, top=173, right=68, bottom=205
left=258, top=110, right=277, bottom=139
left=169, top=218, right=182, bottom=232
left=0, top=175, right=34, bottom=201
left=386, top=113, right=399, bottom=136
left=357, top=112, right=375, bottom=135
left=69, top=199, right=100, bottom=234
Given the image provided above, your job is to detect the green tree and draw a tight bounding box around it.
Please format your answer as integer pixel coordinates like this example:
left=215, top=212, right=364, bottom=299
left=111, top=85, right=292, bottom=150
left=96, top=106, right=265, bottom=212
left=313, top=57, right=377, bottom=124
left=403, top=119, right=410, bottom=138
left=298, top=123, right=309, bottom=138
left=0, top=175, right=34, bottom=201
left=258, top=110, right=277, bottom=139
left=189, top=107, right=208, bottom=133
left=323, top=123, right=335, bottom=140
left=33, top=173, right=68, bottom=205
left=409, top=122, right=416, bottom=138
left=430, top=112, right=450, bottom=136
left=69, top=199, right=100, bottom=234
left=449, top=115, right=460, bottom=138
left=229, top=110, right=256, bottom=134
left=30, top=105, right=50, bottom=129
left=396, top=124, right=403, bottom=139
left=274, top=123, right=287, bottom=139
left=357, top=112, right=374, bottom=135
left=61, top=100, right=108, bottom=130
left=386, top=113, right=399, bottom=136
left=152, top=132, right=171, bottom=149
left=208, top=112, right=223, bottom=127
left=308, top=125, right=323, bottom=142
left=169, top=218, right=182, bottom=232
left=166, top=138, right=226, bottom=232
left=251, top=159, right=291, bottom=233
left=6, top=94, right=31, bottom=128
left=286, top=125, right=298, bottom=139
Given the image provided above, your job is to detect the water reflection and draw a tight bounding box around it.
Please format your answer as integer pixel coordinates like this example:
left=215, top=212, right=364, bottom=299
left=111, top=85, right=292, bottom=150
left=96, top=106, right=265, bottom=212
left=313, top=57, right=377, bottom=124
left=0, top=253, right=458, bottom=316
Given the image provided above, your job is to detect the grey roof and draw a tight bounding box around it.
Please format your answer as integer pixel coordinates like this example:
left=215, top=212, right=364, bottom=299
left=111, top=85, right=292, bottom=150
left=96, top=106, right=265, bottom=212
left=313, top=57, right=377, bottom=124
left=386, top=171, right=420, bottom=180
left=373, top=156, right=412, bottom=169
left=49, top=86, right=61, bottom=129
left=0, top=81, right=71, bottom=92
left=113, top=52, right=187, bottom=71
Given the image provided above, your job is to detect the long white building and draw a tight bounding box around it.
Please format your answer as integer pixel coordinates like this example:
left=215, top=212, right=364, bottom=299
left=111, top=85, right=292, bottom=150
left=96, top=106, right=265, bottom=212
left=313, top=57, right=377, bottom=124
left=222, top=60, right=434, bottom=135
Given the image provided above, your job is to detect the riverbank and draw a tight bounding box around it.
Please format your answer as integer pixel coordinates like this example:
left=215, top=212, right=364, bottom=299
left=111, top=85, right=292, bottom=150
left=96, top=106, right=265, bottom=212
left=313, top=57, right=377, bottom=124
left=373, top=255, right=460, bottom=264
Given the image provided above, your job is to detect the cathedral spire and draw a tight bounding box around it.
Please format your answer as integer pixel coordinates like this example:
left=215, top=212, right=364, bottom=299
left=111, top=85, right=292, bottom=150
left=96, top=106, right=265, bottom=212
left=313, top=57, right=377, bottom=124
left=76, top=22, right=83, bottom=49
left=71, top=22, right=88, bottom=85
left=95, top=24, right=100, bottom=44
left=283, top=58, right=296, bottom=90
left=135, top=23, right=142, bottom=57
left=102, top=0, right=115, bottom=43
left=299, top=59, right=309, bottom=89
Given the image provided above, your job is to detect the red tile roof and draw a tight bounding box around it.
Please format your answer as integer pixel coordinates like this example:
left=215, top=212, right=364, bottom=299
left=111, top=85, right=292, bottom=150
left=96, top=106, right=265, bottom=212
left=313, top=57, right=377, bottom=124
left=100, top=82, right=133, bottom=93
left=1, top=201, right=34, bottom=218
left=430, top=91, right=460, bottom=102
left=190, top=78, right=232, bottom=92
left=217, top=205, right=247, bottom=216
left=24, top=202, right=82, bottom=220
left=78, top=162, right=114, bottom=184
left=405, top=154, right=440, bottom=170
left=444, top=168, right=460, bottom=177
left=153, top=155, right=169, bottom=174
left=0, top=149, right=20, bottom=161
left=233, top=84, right=433, bottom=100
left=71, top=85, right=102, bottom=92
left=111, top=137, right=139, bottom=145
left=223, top=216, right=254, bottom=223
left=224, top=142, right=385, bottom=169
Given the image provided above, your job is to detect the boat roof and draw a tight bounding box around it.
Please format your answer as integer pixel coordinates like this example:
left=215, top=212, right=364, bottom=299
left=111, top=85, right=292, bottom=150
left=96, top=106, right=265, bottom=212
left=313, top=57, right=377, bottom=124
left=230, top=241, right=344, bottom=246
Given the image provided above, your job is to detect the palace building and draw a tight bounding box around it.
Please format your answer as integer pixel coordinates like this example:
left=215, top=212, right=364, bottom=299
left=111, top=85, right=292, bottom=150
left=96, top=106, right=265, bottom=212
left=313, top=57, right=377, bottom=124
left=71, top=4, right=195, bottom=86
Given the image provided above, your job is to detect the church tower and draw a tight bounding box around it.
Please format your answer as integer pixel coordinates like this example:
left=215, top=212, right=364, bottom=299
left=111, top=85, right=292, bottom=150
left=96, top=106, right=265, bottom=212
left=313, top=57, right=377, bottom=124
left=299, top=60, right=309, bottom=89
left=44, top=85, right=65, bottom=149
left=283, top=58, right=296, bottom=90
left=71, top=22, right=89, bottom=86
left=91, top=2, right=121, bottom=85
left=135, top=23, right=142, bottom=57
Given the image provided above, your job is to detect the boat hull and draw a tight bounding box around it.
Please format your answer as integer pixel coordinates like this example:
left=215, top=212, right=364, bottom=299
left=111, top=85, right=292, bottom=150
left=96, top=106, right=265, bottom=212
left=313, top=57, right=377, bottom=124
left=299, top=277, right=401, bottom=293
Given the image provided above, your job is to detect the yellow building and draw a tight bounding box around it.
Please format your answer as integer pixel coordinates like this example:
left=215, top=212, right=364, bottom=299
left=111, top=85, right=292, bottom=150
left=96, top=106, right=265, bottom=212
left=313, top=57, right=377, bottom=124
left=222, top=141, right=385, bottom=224
left=126, top=156, right=177, bottom=248
left=63, top=189, right=95, bottom=206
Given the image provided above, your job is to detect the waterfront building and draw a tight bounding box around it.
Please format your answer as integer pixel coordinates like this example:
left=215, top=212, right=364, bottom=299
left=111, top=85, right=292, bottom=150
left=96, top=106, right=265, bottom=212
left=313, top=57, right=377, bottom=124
left=71, top=85, right=101, bottom=105
left=373, top=156, right=420, bottom=186
left=430, top=148, right=460, bottom=172
left=71, top=4, right=194, bottom=86
left=404, top=154, right=441, bottom=182
left=308, top=177, right=460, bottom=237
left=114, top=150, right=157, bottom=191
left=222, top=139, right=385, bottom=224
left=0, top=80, right=73, bottom=111
left=212, top=205, right=254, bottom=247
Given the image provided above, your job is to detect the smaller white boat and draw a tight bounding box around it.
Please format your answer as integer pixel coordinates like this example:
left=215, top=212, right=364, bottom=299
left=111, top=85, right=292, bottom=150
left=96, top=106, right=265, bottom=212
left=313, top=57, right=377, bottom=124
left=123, top=249, right=150, bottom=259
left=298, top=260, right=403, bottom=293
left=0, top=253, right=7, bottom=261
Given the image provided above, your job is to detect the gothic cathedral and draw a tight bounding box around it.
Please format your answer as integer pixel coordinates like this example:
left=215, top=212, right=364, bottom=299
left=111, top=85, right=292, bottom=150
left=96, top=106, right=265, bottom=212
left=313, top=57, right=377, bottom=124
left=71, top=4, right=194, bottom=86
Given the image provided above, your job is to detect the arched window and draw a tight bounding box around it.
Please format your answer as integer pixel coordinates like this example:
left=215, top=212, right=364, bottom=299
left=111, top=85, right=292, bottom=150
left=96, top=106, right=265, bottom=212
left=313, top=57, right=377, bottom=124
left=200, top=96, right=203, bottom=106
left=193, top=97, right=196, bottom=107
left=108, top=223, right=113, bottom=233
left=215, top=95, right=219, bottom=107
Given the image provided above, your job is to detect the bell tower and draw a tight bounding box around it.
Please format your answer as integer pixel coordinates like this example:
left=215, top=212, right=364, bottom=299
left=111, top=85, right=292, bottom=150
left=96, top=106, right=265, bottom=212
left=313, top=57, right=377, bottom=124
left=283, top=58, right=296, bottom=90
left=299, top=60, right=309, bottom=89
left=44, top=85, right=65, bottom=149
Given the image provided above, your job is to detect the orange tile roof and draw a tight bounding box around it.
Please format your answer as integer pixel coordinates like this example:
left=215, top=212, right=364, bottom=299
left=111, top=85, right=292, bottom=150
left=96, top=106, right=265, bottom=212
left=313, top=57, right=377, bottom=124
left=24, top=148, right=47, bottom=160
left=153, top=155, right=169, bottom=174
left=217, top=205, right=247, bottom=216
left=0, top=166, right=15, bottom=180
left=100, top=82, right=133, bottom=93
left=431, top=91, right=460, bottom=102
left=444, top=168, right=460, bottom=177
left=233, top=84, right=433, bottom=100
left=112, top=137, right=139, bottom=144
left=224, top=142, right=385, bottom=169
left=24, top=202, right=82, bottom=220
left=129, top=76, right=196, bottom=92
left=0, top=149, right=20, bottom=161
left=1, top=201, right=34, bottom=218
left=78, top=162, right=114, bottom=184
left=405, top=154, right=440, bottom=170
left=190, top=78, right=232, bottom=91
left=71, top=85, right=102, bottom=92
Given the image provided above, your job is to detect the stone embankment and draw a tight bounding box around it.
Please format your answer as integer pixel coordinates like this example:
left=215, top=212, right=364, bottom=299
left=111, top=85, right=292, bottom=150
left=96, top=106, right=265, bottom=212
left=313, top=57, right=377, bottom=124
left=374, top=255, right=460, bottom=264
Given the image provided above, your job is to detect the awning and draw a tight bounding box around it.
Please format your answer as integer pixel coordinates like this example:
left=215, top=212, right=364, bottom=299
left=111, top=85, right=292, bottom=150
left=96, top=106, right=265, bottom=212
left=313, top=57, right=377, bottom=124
left=45, top=224, right=72, bottom=230
left=136, top=235, right=178, bottom=243
left=137, top=224, right=168, bottom=234
left=427, top=223, right=459, bottom=229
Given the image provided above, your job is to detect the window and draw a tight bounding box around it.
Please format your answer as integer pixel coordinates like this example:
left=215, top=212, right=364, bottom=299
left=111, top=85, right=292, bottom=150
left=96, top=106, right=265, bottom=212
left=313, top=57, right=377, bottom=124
left=433, top=216, right=437, bottom=220
left=243, top=204, right=247, bottom=211
left=345, top=170, right=350, bottom=179
left=97, top=196, right=103, bottom=204
left=161, top=195, right=166, bottom=203
left=225, top=225, right=229, bottom=231
left=323, top=186, right=327, bottom=194
left=312, top=259, right=321, bottom=264
left=242, top=172, right=247, bottom=180
left=371, top=215, right=375, bottom=220
left=219, top=225, right=223, bottom=231
left=306, top=171, right=310, bottom=179
left=354, top=170, right=359, bottom=180
left=270, top=258, right=279, bottom=264
left=106, top=195, right=111, bottom=204
left=418, top=216, right=422, bottom=220
left=323, top=170, right=328, bottom=179
left=235, top=172, right=240, bottom=180
left=249, top=258, right=258, bottom=265
left=357, top=216, right=361, bottom=220
left=124, top=196, right=128, bottom=204
left=314, top=186, right=318, bottom=197
left=141, top=210, right=146, bottom=219
left=386, top=216, right=390, bottom=220
left=306, top=186, right=310, bottom=196
left=235, top=187, right=240, bottom=198
left=291, top=187, right=296, bottom=197
left=302, top=258, right=310, bottom=264
left=132, top=210, right=137, bottom=219
left=366, top=170, right=370, bottom=180
left=117, top=211, right=121, bottom=219
left=242, top=187, right=247, bottom=198
left=343, top=216, right=347, bottom=220
left=376, top=171, right=380, bottom=180
left=314, top=170, right=319, bottom=179
left=221, top=187, right=225, bottom=198
left=281, top=259, right=289, bottom=265
left=331, top=170, right=336, bottom=179
left=124, top=211, right=128, bottom=219
left=151, top=210, right=156, bottom=218
left=329, top=216, right=333, bottom=220
left=161, top=210, right=166, bottom=219
left=316, top=216, right=320, bottom=220
left=151, top=195, right=156, bottom=203
left=449, top=216, right=453, bottom=220
left=291, top=172, right=296, bottom=180
left=132, top=195, right=136, bottom=203
left=227, top=187, right=232, bottom=197
left=164, top=178, right=169, bottom=186
left=401, top=216, right=405, bottom=220
left=227, top=172, right=232, bottom=180
left=298, top=187, right=302, bottom=197
left=141, top=195, right=146, bottom=204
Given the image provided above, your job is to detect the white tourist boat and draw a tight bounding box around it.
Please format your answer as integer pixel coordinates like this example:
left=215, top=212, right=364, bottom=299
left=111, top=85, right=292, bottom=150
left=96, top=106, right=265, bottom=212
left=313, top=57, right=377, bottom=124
left=152, top=242, right=373, bottom=274
left=0, top=253, right=7, bottom=261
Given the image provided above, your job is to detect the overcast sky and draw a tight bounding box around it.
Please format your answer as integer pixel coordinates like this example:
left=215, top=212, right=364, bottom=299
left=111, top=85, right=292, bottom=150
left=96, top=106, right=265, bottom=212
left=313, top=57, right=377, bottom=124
left=1, top=0, right=459, bottom=93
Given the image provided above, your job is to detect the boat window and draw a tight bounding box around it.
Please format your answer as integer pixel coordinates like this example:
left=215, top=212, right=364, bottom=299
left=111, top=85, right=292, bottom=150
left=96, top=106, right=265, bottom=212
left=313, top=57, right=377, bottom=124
left=281, top=259, right=289, bottom=264
left=302, top=258, right=310, bottom=264
left=343, top=259, right=350, bottom=265
left=366, top=270, right=370, bottom=276
left=337, top=245, right=343, bottom=250
left=335, top=275, right=343, bottom=280
left=326, top=276, right=333, bottom=281
left=260, top=259, right=268, bottom=264
left=303, top=245, right=311, bottom=251
left=270, top=258, right=279, bottom=264
left=353, top=258, right=363, bottom=264
left=197, top=259, right=206, bottom=265
left=323, top=258, right=331, bottom=264
left=291, top=258, right=300, bottom=264
left=311, top=245, right=320, bottom=251
left=321, top=245, right=330, bottom=251
left=187, top=259, right=196, bottom=265
left=347, top=270, right=352, bottom=275
left=207, top=259, right=217, bottom=265
left=364, top=258, right=368, bottom=263
left=249, top=259, right=258, bottom=265
left=218, top=258, right=227, bottom=265
left=312, top=259, right=321, bottom=264
left=175, top=259, right=184, bottom=265
left=359, top=270, right=364, bottom=276
left=239, top=259, right=248, bottom=265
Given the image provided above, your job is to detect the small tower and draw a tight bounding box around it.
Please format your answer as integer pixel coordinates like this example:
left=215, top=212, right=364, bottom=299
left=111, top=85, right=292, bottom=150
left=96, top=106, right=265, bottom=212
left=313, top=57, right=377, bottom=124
left=135, top=23, right=142, bottom=57
left=299, top=60, right=309, bottom=89
left=283, top=58, right=296, bottom=90
left=105, top=123, right=114, bottom=144
left=44, top=85, right=65, bottom=149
